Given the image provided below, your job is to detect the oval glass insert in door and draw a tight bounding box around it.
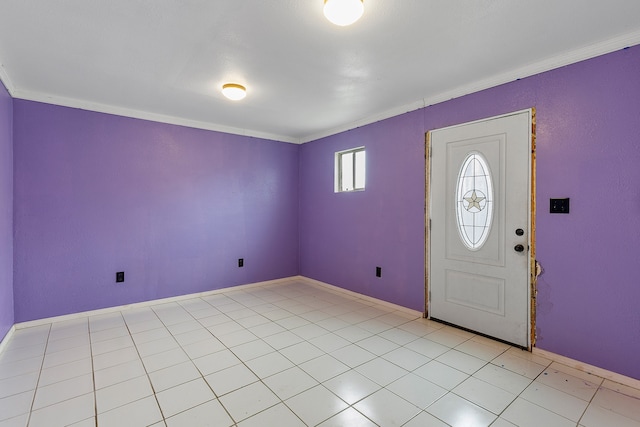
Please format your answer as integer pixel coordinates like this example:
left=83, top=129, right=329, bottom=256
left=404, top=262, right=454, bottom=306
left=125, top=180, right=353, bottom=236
left=455, top=152, right=494, bottom=250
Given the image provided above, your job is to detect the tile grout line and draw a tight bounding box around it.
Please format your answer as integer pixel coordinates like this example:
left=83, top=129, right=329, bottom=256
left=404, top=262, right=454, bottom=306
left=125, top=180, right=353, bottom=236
left=253, top=295, right=415, bottom=426
left=157, top=293, right=236, bottom=425
left=25, top=322, right=52, bottom=427
left=492, top=354, right=592, bottom=426
left=241, top=290, right=497, bottom=426
left=215, top=284, right=304, bottom=425
left=125, top=306, right=167, bottom=425
left=576, top=383, right=602, bottom=427
left=6, top=281, right=639, bottom=426
left=207, top=285, right=346, bottom=425
left=89, top=315, right=99, bottom=427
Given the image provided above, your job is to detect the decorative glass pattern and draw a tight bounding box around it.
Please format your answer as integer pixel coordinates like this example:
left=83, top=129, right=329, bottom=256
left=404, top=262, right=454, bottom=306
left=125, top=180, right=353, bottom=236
left=455, top=152, right=494, bottom=250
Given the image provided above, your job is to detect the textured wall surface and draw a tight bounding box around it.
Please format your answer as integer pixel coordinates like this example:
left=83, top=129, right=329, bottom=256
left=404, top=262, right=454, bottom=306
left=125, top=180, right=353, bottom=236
left=8, top=45, right=640, bottom=380
left=13, top=101, right=299, bottom=322
left=532, top=47, right=640, bottom=381
left=0, top=80, right=13, bottom=341
left=300, top=46, right=640, bottom=379
left=299, top=110, right=426, bottom=310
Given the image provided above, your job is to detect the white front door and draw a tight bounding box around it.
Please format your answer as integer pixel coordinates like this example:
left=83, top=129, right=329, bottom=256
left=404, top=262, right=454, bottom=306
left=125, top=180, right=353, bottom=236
left=428, top=110, right=533, bottom=347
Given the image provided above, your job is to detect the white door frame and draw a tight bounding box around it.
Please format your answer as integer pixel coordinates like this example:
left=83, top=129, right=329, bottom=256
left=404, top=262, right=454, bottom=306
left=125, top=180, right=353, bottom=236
left=424, top=108, right=537, bottom=349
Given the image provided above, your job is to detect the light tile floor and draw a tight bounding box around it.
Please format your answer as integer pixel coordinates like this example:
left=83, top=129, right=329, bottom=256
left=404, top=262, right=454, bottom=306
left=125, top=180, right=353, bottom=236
left=1, top=279, right=639, bottom=426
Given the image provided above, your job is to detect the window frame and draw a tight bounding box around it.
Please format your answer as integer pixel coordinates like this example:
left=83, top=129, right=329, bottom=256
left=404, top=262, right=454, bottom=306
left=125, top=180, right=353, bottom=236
left=334, top=146, right=366, bottom=193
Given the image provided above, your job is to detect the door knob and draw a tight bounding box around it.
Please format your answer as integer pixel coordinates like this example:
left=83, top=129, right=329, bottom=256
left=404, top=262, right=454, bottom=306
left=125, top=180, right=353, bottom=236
left=514, top=244, right=525, bottom=252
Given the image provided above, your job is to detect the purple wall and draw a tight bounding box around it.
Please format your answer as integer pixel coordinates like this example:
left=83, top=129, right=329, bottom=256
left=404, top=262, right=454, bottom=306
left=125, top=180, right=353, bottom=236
left=7, top=45, right=640, bottom=380
left=300, top=46, right=640, bottom=380
left=13, top=101, right=299, bottom=322
left=299, top=111, right=426, bottom=310
left=0, top=80, right=13, bottom=341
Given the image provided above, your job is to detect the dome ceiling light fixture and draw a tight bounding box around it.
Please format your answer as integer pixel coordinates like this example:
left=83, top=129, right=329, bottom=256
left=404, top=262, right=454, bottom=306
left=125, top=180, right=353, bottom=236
left=323, top=0, right=364, bottom=26
left=222, top=83, right=247, bottom=101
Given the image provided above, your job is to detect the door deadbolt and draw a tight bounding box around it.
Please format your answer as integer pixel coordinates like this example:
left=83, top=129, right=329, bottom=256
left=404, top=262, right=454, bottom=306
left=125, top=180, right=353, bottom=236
left=515, top=228, right=524, bottom=236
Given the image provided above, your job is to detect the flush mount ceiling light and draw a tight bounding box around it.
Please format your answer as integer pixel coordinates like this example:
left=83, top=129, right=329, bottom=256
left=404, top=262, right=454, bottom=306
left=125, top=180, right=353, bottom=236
left=323, top=0, right=364, bottom=26
left=221, top=83, right=247, bottom=101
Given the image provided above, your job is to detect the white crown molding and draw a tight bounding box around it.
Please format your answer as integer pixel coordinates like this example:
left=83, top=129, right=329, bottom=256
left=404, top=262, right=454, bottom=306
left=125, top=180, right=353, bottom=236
left=4, top=31, right=640, bottom=145
left=299, top=31, right=640, bottom=143
left=299, top=99, right=426, bottom=144
left=0, top=63, right=16, bottom=95
left=421, top=30, right=640, bottom=110
left=11, top=89, right=301, bottom=145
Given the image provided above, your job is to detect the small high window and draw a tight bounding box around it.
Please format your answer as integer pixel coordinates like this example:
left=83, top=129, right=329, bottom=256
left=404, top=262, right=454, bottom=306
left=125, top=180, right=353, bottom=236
left=335, top=147, right=365, bottom=192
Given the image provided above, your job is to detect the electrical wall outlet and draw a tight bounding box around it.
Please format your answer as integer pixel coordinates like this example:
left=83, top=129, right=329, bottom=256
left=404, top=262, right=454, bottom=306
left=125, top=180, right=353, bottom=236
left=116, top=271, right=125, bottom=283
left=238, top=258, right=244, bottom=267
left=376, top=266, right=382, bottom=277
left=550, top=198, right=570, bottom=214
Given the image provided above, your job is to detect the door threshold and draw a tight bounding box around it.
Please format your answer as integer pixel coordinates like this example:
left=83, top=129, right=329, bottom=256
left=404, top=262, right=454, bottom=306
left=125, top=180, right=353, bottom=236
left=430, top=317, right=528, bottom=351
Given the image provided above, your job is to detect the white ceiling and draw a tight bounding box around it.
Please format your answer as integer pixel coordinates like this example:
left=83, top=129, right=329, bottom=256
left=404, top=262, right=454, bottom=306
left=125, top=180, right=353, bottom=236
left=1, top=1, right=639, bottom=144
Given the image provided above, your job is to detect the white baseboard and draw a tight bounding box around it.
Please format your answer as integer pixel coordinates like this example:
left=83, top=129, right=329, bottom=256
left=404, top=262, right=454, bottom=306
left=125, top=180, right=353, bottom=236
left=5, top=275, right=639, bottom=391
left=532, top=347, right=640, bottom=390
left=12, top=275, right=421, bottom=332
left=14, top=276, right=300, bottom=330
left=0, top=325, right=16, bottom=354
left=306, top=276, right=640, bottom=389
left=13, top=275, right=422, bottom=330
left=297, top=276, right=423, bottom=317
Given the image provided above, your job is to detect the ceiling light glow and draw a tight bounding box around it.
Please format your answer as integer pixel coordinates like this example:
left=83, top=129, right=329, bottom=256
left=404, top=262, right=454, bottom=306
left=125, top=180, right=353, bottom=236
left=222, top=83, right=247, bottom=101
left=323, top=0, right=364, bottom=26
